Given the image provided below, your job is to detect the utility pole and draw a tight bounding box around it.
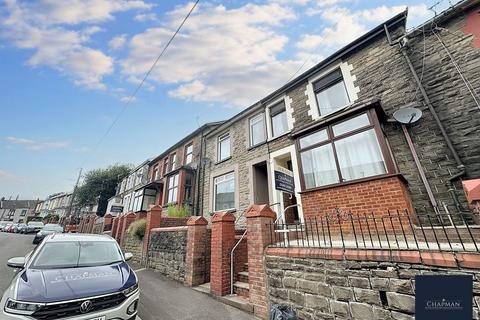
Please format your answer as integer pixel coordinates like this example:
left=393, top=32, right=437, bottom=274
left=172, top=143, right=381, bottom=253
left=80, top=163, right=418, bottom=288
left=67, top=168, right=82, bottom=223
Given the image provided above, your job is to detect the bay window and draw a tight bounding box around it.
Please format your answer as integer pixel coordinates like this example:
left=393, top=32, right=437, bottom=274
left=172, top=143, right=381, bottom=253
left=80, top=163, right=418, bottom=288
left=214, top=172, right=235, bottom=211
left=270, top=101, right=289, bottom=138
left=249, top=113, right=266, bottom=147
left=167, top=174, right=179, bottom=204
left=314, top=69, right=350, bottom=116
left=298, top=111, right=392, bottom=190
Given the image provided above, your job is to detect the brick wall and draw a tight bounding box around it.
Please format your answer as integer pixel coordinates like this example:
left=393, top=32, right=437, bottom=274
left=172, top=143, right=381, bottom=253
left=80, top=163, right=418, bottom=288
left=300, top=175, right=414, bottom=233
left=265, top=247, right=480, bottom=320
left=147, top=227, right=188, bottom=282
left=159, top=217, right=190, bottom=227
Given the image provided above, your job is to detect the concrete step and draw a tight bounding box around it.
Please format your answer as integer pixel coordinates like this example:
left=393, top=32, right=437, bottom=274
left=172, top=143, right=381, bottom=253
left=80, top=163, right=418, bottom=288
left=237, top=271, right=249, bottom=283
left=192, top=282, right=210, bottom=294
left=220, top=295, right=253, bottom=314
left=233, top=281, right=250, bottom=299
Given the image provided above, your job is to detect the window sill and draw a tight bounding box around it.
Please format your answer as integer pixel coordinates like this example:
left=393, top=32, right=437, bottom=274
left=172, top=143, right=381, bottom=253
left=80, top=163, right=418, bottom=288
left=247, top=141, right=267, bottom=151
left=215, top=156, right=232, bottom=165
left=299, top=173, right=406, bottom=194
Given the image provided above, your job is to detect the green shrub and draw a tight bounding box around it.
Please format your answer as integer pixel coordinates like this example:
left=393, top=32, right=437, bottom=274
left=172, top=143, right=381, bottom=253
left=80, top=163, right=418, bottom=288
left=166, top=204, right=190, bottom=218
left=127, top=219, right=146, bottom=241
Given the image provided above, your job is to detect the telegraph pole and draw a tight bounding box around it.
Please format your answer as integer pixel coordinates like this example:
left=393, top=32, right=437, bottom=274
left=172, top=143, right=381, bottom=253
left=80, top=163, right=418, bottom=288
left=67, top=168, right=82, bottom=222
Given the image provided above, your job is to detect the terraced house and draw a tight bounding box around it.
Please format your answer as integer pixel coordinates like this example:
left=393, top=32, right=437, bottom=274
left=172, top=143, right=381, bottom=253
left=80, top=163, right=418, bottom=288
left=201, top=2, right=480, bottom=227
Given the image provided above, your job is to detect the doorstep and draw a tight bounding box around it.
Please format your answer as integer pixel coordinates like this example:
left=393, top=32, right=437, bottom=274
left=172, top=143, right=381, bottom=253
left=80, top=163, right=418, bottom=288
left=192, top=282, right=254, bottom=314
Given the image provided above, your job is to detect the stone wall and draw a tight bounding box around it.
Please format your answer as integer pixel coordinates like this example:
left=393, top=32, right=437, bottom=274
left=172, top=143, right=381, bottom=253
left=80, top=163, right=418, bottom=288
left=123, top=232, right=144, bottom=265
left=147, top=227, right=188, bottom=282
left=265, top=249, right=480, bottom=320
left=92, top=223, right=103, bottom=234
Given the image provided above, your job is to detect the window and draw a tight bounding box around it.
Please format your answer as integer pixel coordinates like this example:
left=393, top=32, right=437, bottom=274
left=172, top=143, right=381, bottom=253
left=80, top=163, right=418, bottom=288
left=163, top=157, right=169, bottom=175
left=152, top=165, right=159, bottom=181
left=123, top=194, right=131, bottom=213
left=170, top=153, right=177, bottom=171
left=132, top=190, right=143, bottom=211
left=21, top=210, right=27, bottom=216
left=184, top=171, right=193, bottom=204
left=314, top=69, right=350, bottom=116
left=167, top=174, right=179, bottom=204
left=142, top=189, right=157, bottom=211
left=217, top=133, right=231, bottom=162
left=249, top=113, right=266, bottom=146
left=214, top=172, right=235, bottom=211
left=270, top=101, right=289, bottom=137
left=185, top=143, right=193, bottom=164
left=298, top=112, right=389, bottom=189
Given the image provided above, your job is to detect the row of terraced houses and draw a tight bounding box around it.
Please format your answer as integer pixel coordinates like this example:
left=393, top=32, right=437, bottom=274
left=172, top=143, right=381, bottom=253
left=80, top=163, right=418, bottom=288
left=79, top=2, right=480, bottom=319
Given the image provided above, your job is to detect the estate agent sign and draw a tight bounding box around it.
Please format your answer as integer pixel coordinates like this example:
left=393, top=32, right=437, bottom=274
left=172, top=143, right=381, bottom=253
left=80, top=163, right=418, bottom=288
left=274, top=166, right=295, bottom=194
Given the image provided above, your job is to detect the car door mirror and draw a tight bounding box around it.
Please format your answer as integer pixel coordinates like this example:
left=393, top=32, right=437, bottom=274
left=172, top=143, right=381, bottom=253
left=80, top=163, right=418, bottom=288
left=124, top=252, right=133, bottom=261
left=7, top=257, right=25, bottom=269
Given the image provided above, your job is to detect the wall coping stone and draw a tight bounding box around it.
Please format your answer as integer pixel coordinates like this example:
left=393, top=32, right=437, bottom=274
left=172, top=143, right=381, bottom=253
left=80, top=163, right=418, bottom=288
left=187, top=216, right=208, bottom=226
left=151, top=226, right=188, bottom=232
left=265, top=247, right=480, bottom=269
left=212, top=211, right=236, bottom=223
left=245, top=204, right=276, bottom=219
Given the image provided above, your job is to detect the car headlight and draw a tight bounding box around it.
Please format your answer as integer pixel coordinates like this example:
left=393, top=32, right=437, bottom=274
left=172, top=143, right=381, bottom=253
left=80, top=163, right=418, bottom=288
left=122, top=283, right=138, bottom=297
left=5, top=298, right=44, bottom=315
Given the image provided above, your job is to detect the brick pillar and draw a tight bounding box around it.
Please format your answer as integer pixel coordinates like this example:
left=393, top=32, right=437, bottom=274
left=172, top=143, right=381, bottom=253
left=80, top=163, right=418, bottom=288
left=143, top=206, right=162, bottom=255
left=246, top=204, right=276, bottom=319
left=111, top=217, right=118, bottom=238
left=120, top=212, right=137, bottom=248
left=102, top=213, right=113, bottom=232
left=185, top=216, right=208, bottom=287
left=136, top=211, right=147, bottom=221
left=210, top=211, right=236, bottom=296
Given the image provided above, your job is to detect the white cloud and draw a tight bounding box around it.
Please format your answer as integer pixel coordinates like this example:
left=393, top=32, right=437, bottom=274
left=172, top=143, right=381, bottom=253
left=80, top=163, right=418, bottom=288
left=121, top=2, right=299, bottom=107
left=134, top=13, right=158, bottom=22
left=0, top=0, right=151, bottom=90
left=108, top=34, right=127, bottom=50
left=296, top=34, right=324, bottom=50
left=5, top=136, right=69, bottom=151
left=0, top=170, right=23, bottom=182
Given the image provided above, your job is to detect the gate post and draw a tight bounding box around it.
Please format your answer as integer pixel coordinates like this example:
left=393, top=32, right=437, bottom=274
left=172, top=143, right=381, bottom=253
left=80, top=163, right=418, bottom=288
left=246, top=204, right=276, bottom=319
left=185, top=216, right=208, bottom=287
left=210, top=211, right=236, bottom=296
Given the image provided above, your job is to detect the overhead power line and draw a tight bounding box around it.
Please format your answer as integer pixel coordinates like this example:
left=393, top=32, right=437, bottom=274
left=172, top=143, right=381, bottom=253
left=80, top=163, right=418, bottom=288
left=80, top=0, right=200, bottom=168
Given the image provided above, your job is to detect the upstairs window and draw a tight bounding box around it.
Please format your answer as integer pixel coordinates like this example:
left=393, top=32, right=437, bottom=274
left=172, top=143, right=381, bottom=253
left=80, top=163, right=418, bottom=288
left=185, top=143, right=193, bottom=164
left=163, top=157, right=169, bottom=176
left=249, top=113, right=266, bottom=147
left=298, top=111, right=391, bottom=190
left=167, top=173, right=179, bottom=204
left=218, top=133, right=231, bottom=162
left=314, top=69, right=350, bottom=116
left=170, top=153, right=177, bottom=171
left=152, top=165, right=159, bottom=181
left=270, top=102, right=288, bottom=138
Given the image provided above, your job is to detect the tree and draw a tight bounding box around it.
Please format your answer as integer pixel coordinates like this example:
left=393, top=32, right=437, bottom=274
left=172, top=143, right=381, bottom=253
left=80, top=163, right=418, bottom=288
left=74, top=164, right=131, bottom=216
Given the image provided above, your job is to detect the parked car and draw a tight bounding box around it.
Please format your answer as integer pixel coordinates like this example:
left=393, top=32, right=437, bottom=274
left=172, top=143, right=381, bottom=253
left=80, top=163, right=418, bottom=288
left=1, top=233, right=139, bottom=320
left=5, top=224, right=17, bottom=233
left=2, top=223, right=12, bottom=232
left=32, top=224, right=64, bottom=244
left=0, top=222, right=8, bottom=231
left=16, top=224, right=27, bottom=234
left=25, top=221, right=44, bottom=234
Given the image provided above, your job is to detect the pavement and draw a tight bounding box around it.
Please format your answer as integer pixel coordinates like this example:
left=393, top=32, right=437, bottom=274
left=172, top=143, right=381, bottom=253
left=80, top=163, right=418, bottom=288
left=0, top=232, right=253, bottom=320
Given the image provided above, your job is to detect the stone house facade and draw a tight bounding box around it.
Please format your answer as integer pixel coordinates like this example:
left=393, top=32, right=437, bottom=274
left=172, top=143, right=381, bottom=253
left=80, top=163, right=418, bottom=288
left=201, top=2, right=480, bottom=226
left=145, top=122, right=224, bottom=216
left=0, top=199, right=37, bottom=223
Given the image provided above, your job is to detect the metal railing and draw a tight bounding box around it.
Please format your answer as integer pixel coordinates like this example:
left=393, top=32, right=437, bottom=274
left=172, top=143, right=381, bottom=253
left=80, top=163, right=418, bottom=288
left=268, top=209, right=480, bottom=253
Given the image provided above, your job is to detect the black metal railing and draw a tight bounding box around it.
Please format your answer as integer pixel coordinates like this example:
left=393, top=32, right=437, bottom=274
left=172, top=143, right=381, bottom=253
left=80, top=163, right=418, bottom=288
left=268, top=209, right=480, bottom=252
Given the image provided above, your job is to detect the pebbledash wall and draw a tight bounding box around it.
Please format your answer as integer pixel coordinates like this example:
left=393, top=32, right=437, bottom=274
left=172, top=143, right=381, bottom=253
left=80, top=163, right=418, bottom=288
left=264, top=247, right=480, bottom=320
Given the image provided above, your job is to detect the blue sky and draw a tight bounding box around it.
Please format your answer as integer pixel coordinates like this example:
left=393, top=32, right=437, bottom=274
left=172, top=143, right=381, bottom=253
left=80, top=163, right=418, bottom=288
left=0, top=0, right=458, bottom=199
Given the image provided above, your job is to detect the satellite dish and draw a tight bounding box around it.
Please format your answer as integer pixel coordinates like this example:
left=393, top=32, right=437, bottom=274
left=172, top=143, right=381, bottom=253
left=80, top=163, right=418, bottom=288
left=393, top=107, right=422, bottom=124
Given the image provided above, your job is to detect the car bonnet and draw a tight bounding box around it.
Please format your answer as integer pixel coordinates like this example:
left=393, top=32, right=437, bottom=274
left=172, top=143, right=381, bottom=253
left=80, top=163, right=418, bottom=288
left=15, top=261, right=136, bottom=303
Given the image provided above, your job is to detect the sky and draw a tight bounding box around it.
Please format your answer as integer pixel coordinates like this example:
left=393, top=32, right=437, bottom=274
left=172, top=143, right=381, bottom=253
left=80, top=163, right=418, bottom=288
left=0, top=0, right=459, bottom=199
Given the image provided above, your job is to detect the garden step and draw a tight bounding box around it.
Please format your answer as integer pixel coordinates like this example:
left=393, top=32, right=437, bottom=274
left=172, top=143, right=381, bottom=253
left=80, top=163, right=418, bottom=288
left=233, top=281, right=250, bottom=299
left=237, top=271, right=249, bottom=283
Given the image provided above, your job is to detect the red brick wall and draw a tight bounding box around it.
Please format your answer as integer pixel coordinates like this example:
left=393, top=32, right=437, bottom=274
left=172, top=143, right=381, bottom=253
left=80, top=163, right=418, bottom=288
left=160, top=217, right=190, bottom=227
left=233, top=236, right=248, bottom=280
left=300, top=175, right=415, bottom=234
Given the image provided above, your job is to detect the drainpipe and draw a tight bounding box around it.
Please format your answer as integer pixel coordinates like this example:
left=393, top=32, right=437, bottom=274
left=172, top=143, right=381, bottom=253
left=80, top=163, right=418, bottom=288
left=384, top=24, right=467, bottom=215
left=195, top=130, right=206, bottom=216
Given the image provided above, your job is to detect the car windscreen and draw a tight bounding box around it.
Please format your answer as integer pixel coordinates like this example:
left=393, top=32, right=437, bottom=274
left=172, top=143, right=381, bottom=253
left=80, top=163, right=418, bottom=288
left=30, top=241, right=123, bottom=269
left=28, top=222, right=44, bottom=227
